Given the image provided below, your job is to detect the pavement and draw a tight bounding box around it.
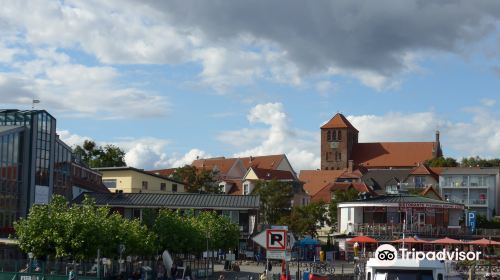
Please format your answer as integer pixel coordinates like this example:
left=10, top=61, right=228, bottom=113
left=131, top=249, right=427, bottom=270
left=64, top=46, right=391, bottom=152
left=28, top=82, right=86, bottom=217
left=212, top=261, right=357, bottom=280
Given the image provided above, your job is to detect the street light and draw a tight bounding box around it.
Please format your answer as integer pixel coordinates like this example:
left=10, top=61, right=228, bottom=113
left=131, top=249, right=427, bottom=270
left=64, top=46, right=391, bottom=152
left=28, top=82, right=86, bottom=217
left=206, top=231, right=211, bottom=279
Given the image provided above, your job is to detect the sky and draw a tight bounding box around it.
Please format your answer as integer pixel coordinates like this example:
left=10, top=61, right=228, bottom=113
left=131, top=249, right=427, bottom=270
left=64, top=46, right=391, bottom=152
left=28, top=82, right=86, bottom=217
left=1, top=0, right=500, bottom=171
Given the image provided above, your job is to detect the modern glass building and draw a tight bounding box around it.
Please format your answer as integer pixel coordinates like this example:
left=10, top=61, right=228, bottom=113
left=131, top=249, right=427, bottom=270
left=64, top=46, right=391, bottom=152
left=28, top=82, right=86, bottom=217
left=0, top=109, right=108, bottom=236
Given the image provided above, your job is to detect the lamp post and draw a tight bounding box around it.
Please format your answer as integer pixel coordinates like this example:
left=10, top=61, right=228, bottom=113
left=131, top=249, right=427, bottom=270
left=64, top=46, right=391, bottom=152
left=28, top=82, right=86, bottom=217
left=28, top=252, right=33, bottom=273
left=206, top=231, right=211, bottom=279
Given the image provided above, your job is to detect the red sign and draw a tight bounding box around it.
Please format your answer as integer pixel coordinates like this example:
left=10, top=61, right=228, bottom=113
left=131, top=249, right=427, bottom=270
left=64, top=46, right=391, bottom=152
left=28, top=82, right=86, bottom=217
left=266, top=229, right=287, bottom=250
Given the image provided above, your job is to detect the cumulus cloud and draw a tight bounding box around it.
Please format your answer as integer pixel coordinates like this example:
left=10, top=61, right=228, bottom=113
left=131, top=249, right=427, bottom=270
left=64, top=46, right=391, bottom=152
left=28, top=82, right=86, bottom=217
left=220, top=102, right=320, bottom=171
left=2, top=0, right=499, bottom=92
left=345, top=105, right=500, bottom=158
left=57, top=130, right=210, bottom=170
left=0, top=49, right=170, bottom=119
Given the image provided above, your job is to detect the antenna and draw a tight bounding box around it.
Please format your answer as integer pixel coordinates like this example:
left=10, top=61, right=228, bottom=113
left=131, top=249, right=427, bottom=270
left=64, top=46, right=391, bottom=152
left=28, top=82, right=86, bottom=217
left=32, top=99, right=40, bottom=109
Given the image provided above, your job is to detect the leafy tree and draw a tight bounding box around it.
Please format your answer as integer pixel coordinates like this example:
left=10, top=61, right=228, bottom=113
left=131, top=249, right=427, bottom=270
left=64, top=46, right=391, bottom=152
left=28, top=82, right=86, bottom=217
left=73, top=140, right=126, bottom=168
left=460, top=157, right=500, bottom=168
left=153, top=209, right=203, bottom=253
left=14, top=195, right=155, bottom=260
left=190, top=211, right=239, bottom=251
left=279, top=202, right=327, bottom=238
left=170, top=165, right=220, bottom=193
left=328, top=188, right=359, bottom=231
left=252, top=179, right=293, bottom=225
left=425, top=156, right=459, bottom=167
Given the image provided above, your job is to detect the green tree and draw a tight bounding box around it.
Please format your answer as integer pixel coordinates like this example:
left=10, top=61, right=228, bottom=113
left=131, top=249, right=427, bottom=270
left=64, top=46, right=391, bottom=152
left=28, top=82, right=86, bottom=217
left=460, top=157, right=500, bottom=168
left=190, top=211, right=239, bottom=251
left=153, top=209, right=203, bottom=254
left=14, top=195, right=155, bottom=260
left=328, top=188, right=359, bottom=231
left=170, top=165, right=220, bottom=193
left=252, top=180, right=293, bottom=225
left=279, top=202, right=327, bottom=238
left=425, top=156, right=458, bottom=167
left=73, top=140, right=126, bottom=168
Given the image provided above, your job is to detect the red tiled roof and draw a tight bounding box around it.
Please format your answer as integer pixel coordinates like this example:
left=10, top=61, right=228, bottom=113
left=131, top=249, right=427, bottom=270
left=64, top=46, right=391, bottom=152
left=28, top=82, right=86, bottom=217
left=191, top=157, right=239, bottom=175
left=311, top=182, right=373, bottom=203
left=224, top=179, right=243, bottom=195
left=148, top=168, right=177, bottom=177
left=299, top=170, right=345, bottom=196
left=410, top=164, right=439, bottom=180
left=321, top=113, right=358, bottom=132
left=240, top=154, right=285, bottom=170
left=420, top=186, right=443, bottom=200
left=351, top=142, right=436, bottom=168
left=251, top=168, right=295, bottom=181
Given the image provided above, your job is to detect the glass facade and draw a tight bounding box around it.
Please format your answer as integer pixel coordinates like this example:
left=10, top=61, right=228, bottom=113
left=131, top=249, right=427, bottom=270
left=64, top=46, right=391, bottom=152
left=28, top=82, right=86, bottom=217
left=53, top=139, right=73, bottom=197
left=0, top=129, right=23, bottom=231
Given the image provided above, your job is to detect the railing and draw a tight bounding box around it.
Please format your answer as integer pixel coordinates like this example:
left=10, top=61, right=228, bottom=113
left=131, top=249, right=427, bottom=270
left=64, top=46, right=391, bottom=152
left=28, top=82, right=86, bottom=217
left=470, top=199, right=487, bottom=205
left=351, top=223, right=500, bottom=238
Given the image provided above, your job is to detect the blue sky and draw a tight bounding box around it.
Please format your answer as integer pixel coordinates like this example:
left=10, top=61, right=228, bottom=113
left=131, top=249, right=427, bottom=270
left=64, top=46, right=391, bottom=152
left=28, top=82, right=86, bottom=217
left=1, top=1, right=499, bottom=171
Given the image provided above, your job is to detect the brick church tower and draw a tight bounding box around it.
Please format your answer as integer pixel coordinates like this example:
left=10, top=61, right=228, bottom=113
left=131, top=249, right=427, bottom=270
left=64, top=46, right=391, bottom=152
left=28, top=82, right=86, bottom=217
left=320, top=113, right=358, bottom=170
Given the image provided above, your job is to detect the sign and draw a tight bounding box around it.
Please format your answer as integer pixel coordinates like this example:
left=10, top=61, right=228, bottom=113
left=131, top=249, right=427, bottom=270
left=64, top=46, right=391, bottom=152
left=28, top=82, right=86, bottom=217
left=399, top=202, right=464, bottom=210
left=287, top=232, right=296, bottom=249
left=468, top=212, right=476, bottom=230
left=34, top=185, right=49, bottom=205
left=267, top=250, right=290, bottom=261
left=266, top=229, right=287, bottom=250
left=252, top=230, right=267, bottom=248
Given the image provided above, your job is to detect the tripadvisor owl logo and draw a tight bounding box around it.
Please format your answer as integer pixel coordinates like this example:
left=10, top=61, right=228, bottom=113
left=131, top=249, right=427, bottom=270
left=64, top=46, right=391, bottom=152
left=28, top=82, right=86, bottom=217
left=375, top=244, right=398, bottom=265
left=374, top=244, right=482, bottom=264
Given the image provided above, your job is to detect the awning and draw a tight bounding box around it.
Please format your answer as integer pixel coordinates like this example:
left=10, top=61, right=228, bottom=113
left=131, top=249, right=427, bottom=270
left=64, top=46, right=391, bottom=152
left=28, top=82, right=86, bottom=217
left=392, top=237, right=427, bottom=244
left=347, top=236, right=378, bottom=244
left=467, top=238, right=500, bottom=246
left=430, top=237, right=464, bottom=245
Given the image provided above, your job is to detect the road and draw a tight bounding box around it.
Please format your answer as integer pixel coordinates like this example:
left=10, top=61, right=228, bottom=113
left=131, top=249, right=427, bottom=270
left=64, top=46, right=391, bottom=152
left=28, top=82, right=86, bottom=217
left=213, top=261, right=357, bottom=280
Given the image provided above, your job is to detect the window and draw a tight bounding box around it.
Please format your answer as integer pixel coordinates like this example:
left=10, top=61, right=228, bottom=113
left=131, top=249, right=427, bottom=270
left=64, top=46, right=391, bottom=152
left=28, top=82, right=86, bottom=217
left=243, top=183, right=250, bottom=195
left=326, top=130, right=333, bottom=142
left=415, top=176, right=426, bottom=188
left=103, top=179, right=117, bottom=188
left=142, top=181, right=148, bottom=190
left=160, top=183, right=166, bottom=191
left=172, top=184, right=177, bottom=193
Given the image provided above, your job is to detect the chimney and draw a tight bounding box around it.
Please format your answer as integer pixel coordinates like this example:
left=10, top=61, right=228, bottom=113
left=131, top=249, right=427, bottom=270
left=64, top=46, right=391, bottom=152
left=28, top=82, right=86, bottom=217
left=249, top=156, right=253, bottom=164
left=348, top=160, right=353, bottom=173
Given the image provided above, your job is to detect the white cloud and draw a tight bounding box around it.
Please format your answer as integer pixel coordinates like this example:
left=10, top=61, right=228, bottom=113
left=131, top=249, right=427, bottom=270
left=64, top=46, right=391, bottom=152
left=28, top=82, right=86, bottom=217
left=221, top=102, right=320, bottom=171
left=57, top=130, right=91, bottom=147
left=345, top=107, right=500, bottom=158
left=1, top=51, right=170, bottom=119
left=480, top=98, right=496, bottom=107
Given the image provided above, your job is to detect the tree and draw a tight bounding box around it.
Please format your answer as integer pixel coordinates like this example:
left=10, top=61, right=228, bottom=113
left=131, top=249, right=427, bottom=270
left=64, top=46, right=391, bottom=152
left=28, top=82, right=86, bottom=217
left=170, top=165, right=220, bottom=193
left=328, top=188, right=359, bottom=231
left=425, top=156, right=458, bottom=167
left=461, top=157, right=500, bottom=168
left=73, top=140, right=126, bottom=168
left=252, top=180, right=293, bottom=225
left=14, top=195, right=156, bottom=260
left=279, top=202, right=327, bottom=238
left=153, top=209, right=203, bottom=254
left=190, top=211, right=239, bottom=251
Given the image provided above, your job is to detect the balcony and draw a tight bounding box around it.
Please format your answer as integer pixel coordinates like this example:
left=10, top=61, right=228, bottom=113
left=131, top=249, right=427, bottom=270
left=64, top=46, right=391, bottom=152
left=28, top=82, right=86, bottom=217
left=350, top=223, right=466, bottom=238
left=469, top=199, right=488, bottom=206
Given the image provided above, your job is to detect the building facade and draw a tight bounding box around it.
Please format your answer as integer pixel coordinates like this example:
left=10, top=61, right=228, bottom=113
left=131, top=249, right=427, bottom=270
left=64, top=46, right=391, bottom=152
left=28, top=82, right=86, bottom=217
left=0, top=109, right=108, bottom=235
left=96, top=166, right=185, bottom=193
left=320, top=113, right=442, bottom=170
left=439, top=168, right=500, bottom=220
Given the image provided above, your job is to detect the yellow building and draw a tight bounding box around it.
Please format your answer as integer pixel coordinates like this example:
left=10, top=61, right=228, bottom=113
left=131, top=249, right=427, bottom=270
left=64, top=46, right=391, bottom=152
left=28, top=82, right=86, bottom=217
left=95, top=167, right=185, bottom=193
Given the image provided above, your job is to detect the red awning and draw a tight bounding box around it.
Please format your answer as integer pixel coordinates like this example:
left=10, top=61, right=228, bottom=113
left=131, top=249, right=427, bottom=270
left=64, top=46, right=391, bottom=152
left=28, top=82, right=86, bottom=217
left=392, top=237, right=428, bottom=244
left=347, top=236, right=378, bottom=244
left=467, top=238, right=500, bottom=246
left=430, top=237, right=464, bottom=245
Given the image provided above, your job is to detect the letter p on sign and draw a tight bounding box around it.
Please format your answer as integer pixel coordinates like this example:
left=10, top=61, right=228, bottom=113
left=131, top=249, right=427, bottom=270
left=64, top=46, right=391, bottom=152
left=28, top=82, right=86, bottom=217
left=266, top=229, right=287, bottom=250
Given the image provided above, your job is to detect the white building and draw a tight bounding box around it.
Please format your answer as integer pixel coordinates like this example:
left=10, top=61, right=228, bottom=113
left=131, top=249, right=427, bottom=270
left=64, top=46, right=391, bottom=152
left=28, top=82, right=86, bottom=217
left=439, top=167, right=500, bottom=220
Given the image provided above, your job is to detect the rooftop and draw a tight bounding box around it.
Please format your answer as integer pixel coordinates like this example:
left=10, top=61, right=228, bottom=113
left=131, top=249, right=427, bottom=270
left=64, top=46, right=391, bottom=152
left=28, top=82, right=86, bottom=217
left=320, top=113, right=359, bottom=131
left=73, top=192, right=260, bottom=210
left=338, top=194, right=464, bottom=209
left=440, top=167, right=500, bottom=175
left=352, top=142, right=436, bottom=168
left=94, top=166, right=184, bottom=185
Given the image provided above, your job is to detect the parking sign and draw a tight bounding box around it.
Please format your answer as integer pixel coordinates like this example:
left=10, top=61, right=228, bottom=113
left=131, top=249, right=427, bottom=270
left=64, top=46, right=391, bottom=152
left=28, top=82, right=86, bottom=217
left=266, top=229, right=287, bottom=250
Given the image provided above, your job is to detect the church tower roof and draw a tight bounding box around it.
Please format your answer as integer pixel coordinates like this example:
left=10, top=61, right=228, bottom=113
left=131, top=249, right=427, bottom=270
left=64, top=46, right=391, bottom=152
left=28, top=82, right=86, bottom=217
left=320, top=113, right=358, bottom=132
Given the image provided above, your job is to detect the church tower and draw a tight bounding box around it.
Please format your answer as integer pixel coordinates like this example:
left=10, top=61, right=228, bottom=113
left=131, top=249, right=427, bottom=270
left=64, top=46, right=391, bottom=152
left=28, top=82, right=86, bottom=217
left=320, top=113, right=359, bottom=170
